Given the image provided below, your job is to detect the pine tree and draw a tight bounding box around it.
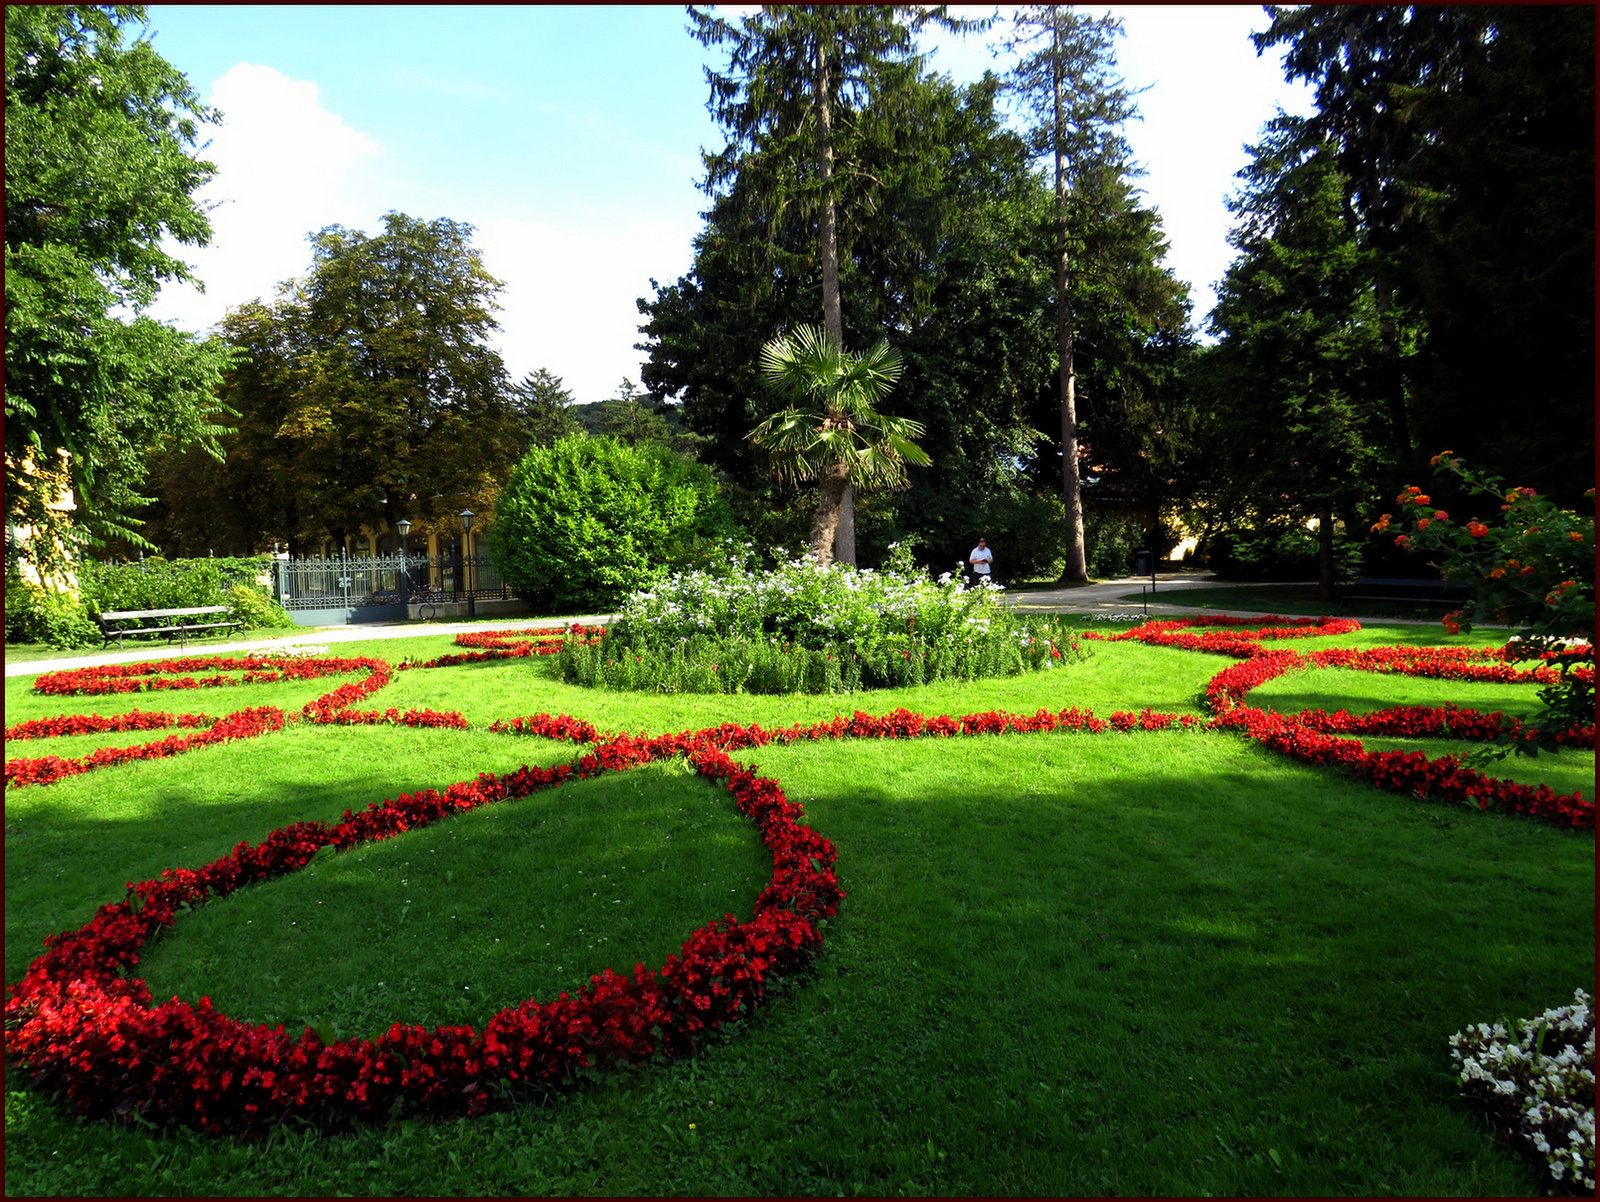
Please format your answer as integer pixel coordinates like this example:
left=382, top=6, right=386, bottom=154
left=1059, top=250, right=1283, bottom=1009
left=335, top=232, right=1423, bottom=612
left=1000, top=6, right=1140, bottom=583
left=689, top=4, right=981, bottom=564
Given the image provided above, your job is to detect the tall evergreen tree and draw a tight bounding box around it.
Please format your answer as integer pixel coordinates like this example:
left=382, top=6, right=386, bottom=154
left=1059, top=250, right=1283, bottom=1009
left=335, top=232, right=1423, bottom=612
left=1254, top=4, right=1594, bottom=502
left=1000, top=6, right=1140, bottom=583
left=641, top=72, right=1056, bottom=569
left=510, top=368, right=581, bottom=451
left=1200, top=125, right=1387, bottom=600
left=688, top=3, right=980, bottom=565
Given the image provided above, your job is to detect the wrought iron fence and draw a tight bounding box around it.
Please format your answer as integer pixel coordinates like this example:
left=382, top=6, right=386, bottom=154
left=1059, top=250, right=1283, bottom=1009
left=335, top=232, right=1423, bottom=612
left=274, top=552, right=509, bottom=612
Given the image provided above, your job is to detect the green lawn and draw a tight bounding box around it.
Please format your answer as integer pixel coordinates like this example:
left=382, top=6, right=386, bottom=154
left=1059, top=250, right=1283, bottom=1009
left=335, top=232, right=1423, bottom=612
left=4, top=619, right=1592, bottom=1196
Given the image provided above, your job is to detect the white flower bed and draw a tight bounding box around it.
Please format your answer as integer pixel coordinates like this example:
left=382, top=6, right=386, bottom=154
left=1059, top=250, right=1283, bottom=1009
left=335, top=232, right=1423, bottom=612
left=1450, top=988, right=1595, bottom=1192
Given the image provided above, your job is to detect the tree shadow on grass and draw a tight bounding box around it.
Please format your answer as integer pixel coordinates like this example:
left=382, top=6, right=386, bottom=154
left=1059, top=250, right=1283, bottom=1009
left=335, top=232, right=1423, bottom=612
left=3, top=724, right=581, bottom=985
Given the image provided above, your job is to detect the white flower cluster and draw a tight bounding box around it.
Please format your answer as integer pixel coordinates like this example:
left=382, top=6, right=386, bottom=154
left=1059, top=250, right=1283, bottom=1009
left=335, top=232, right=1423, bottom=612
left=613, top=543, right=1013, bottom=649
left=1449, top=989, right=1595, bottom=1191
left=268, top=644, right=331, bottom=658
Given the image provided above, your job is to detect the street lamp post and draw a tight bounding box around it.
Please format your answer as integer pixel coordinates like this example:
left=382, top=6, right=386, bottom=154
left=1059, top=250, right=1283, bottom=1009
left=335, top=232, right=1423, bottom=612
left=396, top=518, right=412, bottom=615
left=459, top=510, right=476, bottom=619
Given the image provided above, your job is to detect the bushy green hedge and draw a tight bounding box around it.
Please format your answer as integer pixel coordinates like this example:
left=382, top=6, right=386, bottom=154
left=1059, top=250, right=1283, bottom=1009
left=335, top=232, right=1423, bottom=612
left=555, top=542, right=1088, bottom=695
left=488, top=435, right=737, bottom=613
left=3, top=577, right=101, bottom=650
left=5, top=555, right=294, bottom=650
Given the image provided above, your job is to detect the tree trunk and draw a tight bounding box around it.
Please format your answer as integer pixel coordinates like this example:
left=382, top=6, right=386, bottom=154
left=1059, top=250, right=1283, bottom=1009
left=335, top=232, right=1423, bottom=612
left=816, top=36, right=856, bottom=568
left=810, top=460, right=850, bottom=567
left=1052, top=9, right=1089, bottom=584
left=1317, top=505, right=1336, bottom=602
left=834, top=484, right=856, bottom=566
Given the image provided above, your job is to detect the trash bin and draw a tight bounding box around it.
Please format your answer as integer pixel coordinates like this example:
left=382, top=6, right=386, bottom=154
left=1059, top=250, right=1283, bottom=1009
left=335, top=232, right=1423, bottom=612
left=1133, top=549, right=1155, bottom=577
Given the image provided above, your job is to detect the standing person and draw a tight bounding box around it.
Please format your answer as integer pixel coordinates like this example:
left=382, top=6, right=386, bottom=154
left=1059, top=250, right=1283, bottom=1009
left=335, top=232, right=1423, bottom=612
left=966, top=537, right=994, bottom=587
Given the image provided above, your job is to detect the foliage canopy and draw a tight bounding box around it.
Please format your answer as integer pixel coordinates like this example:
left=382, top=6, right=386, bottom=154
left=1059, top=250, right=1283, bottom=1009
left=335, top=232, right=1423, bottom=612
left=4, top=4, right=235, bottom=562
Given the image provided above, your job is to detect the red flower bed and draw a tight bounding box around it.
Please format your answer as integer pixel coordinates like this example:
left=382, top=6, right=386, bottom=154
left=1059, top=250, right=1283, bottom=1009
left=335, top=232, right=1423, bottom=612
left=3, top=708, right=288, bottom=788
left=4, top=729, right=840, bottom=1134
left=5, top=710, right=215, bottom=740
left=31, top=655, right=346, bottom=697
left=1102, top=615, right=1595, bottom=829
left=10, top=657, right=470, bottom=787
left=397, top=624, right=607, bottom=670
left=6, top=612, right=1592, bottom=1137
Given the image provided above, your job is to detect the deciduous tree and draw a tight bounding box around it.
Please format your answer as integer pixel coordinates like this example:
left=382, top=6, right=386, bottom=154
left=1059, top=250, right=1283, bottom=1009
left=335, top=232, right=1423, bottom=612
left=199, top=213, right=523, bottom=551
left=5, top=4, right=234, bottom=565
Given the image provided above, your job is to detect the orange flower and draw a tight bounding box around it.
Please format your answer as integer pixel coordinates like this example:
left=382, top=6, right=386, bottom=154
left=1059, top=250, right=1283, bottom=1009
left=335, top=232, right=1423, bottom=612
left=1520, top=566, right=1536, bottom=576
left=1370, top=514, right=1392, bottom=533
left=1416, top=518, right=1431, bottom=531
left=1429, top=450, right=1455, bottom=466
left=1570, top=531, right=1584, bottom=542
left=1466, top=522, right=1489, bottom=538
left=1488, top=566, right=1506, bottom=579
left=1433, top=510, right=1449, bottom=521
left=1414, top=494, right=1430, bottom=506
left=1394, top=535, right=1412, bottom=550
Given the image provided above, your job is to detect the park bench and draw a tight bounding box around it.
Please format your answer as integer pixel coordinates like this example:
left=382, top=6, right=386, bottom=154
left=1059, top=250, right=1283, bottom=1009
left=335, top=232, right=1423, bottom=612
left=1337, top=577, right=1471, bottom=612
left=97, top=606, right=243, bottom=650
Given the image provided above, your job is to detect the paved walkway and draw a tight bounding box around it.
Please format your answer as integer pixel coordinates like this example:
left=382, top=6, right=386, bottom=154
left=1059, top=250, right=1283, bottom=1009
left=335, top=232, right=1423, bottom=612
left=1003, top=570, right=1443, bottom=624
left=3, top=615, right=613, bottom=679
left=6, top=573, right=1448, bottom=680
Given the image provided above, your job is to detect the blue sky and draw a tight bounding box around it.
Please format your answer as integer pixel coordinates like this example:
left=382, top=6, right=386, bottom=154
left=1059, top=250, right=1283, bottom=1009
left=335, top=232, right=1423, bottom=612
left=141, top=5, right=1314, bottom=405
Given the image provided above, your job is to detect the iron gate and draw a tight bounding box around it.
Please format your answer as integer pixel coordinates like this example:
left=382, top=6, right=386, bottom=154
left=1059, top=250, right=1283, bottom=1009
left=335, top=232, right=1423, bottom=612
left=274, top=551, right=509, bottom=624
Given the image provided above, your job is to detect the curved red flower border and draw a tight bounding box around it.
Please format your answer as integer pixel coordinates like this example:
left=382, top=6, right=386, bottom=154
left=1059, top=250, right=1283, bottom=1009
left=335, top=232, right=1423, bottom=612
left=4, top=613, right=1594, bottom=1136
left=1092, top=614, right=1594, bottom=829
left=4, top=722, right=840, bottom=1133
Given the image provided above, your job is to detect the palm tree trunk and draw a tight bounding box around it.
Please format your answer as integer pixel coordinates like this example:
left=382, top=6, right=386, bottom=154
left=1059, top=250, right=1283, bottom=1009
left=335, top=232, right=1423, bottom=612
left=816, top=36, right=857, bottom=567
left=810, top=460, right=850, bottom=567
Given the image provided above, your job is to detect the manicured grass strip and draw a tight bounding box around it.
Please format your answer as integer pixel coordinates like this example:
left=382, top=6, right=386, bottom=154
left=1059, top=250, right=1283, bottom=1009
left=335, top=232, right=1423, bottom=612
left=5, top=722, right=842, bottom=1133
left=3, top=727, right=580, bottom=985
left=137, top=760, right=772, bottom=1038
left=7, top=731, right=1586, bottom=1196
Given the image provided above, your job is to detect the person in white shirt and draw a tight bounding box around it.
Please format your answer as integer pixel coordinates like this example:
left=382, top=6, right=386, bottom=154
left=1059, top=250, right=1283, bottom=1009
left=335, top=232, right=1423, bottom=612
left=966, top=537, right=994, bottom=587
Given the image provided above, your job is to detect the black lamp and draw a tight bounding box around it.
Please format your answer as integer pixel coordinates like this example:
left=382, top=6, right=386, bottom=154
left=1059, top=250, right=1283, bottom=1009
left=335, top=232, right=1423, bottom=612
left=395, top=518, right=412, bottom=613
left=459, top=510, right=476, bottom=618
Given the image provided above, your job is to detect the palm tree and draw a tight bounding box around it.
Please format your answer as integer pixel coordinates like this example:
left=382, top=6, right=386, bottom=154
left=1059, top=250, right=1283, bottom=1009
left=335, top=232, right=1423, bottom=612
left=748, top=324, right=930, bottom=566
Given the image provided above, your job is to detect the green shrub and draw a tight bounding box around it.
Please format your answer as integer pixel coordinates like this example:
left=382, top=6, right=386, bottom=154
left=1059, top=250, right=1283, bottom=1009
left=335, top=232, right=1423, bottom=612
left=1202, top=522, right=1362, bottom=582
left=3, top=576, right=100, bottom=649
left=556, top=542, right=1088, bottom=695
left=1084, top=510, right=1143, bottom=579
left=488, top=435, right=737, bottom=613
left=76, top=555, right=275, bottom=613
left=976, top=491, right=1067, bottom=583
left=225, top=584, right=296, bottom=630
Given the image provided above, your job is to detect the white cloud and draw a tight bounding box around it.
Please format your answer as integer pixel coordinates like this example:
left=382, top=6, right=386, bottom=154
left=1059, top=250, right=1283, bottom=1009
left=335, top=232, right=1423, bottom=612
left=476, top=216, right=700, bottom=406
left=144, top=63, right=382, bottom=332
